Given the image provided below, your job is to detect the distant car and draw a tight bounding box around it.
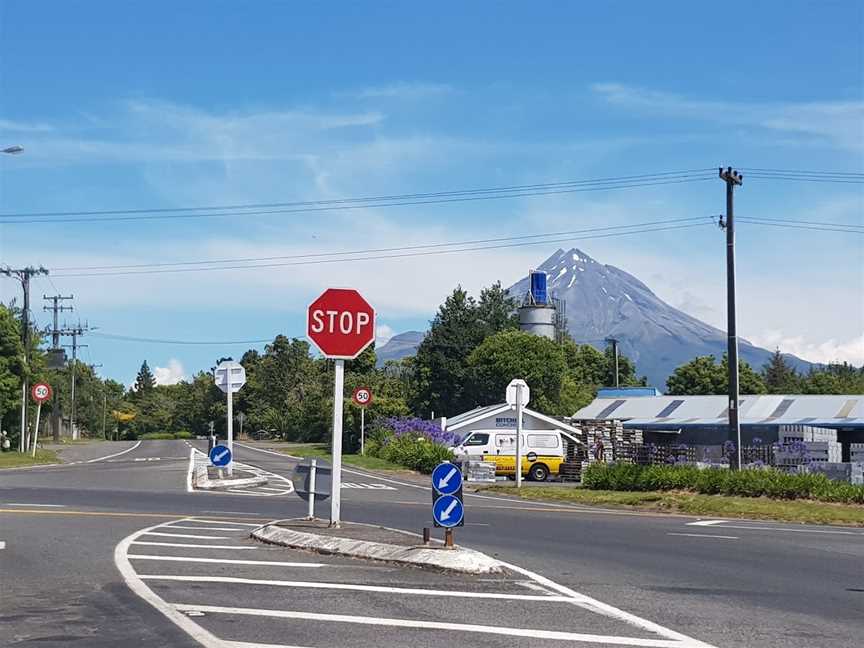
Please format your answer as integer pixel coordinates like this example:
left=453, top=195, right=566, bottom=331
left=450, top=430, right=565, bottom=481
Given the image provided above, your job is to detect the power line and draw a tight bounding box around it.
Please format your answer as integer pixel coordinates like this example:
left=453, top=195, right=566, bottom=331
left=0, top=175, right=717, bottom=225
left=737, top=218, right=864, bottom=234
left=51, top=221, right=716, bottom=278
left=90, top=332, right=277, bottom=345
left=738, top=167, right=864, bottom=177
left=0, top=169, right=715, bottom=219
left=51, top=216, right=711, bottom=272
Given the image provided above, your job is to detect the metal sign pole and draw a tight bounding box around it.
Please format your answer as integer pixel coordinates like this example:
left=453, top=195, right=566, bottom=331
left=31, top=403, right=42, bottom=457
left=360, top=408, right=365, bottom=456
left=330, top=359, right=344, bottom=527
left=308, top=459, right=317, bottom=520
left=226, top=389, right=234, bottom=477
left=515, top=386, right=523, bottom=488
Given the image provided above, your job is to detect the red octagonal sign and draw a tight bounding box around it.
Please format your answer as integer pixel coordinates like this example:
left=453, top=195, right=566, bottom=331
left=307, top=288, right=376, bottom=360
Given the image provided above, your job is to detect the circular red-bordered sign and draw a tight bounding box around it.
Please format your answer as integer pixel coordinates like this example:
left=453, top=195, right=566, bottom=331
left=31, top=382, right=52, bottom=403
left=352, top=386, right=373, bottom=407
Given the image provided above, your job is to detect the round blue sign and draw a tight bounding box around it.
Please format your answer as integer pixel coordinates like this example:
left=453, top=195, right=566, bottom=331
left=209, top=444, right=232, bottom=467
left=432, top=494, right=464, bottom=528
left=431, top=462, right=462, bottom=496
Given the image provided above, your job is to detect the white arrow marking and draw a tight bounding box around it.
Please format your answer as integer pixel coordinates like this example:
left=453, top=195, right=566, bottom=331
left=214, top=450, right=229, bottom=463
left=437, top=467, right=458, bottom=491
left=440, top=498, right=459, bottom=521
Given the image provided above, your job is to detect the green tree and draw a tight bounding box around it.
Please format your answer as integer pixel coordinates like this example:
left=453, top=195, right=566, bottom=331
left=762, top=349, right=801, bottom=393
left=801, top=362, right=864, bottom=394
left=475, top=282, right=519, bottom=336
left=666, top=354, right=767, bottom=395
left=0, top=305, right=25, bottom=438
left=133, top=361, right=156, bottom=394
left=467, top=330, right=568, bottom=414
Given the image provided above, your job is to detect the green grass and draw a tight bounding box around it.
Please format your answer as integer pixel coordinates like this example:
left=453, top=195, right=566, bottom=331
left=481, top=484, right=864, bottom=527
left=271, top=443, right=408, bottom=472
left=0, top=449, right=60, bottom=469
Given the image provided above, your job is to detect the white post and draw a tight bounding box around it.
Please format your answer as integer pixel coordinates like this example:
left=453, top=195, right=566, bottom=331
left=308, top=459, right=317, bottom=520
left=31, top=403, right=42, bottom=457
left=331, top=359, right=344, bottom=527
left=360, top=408, right=365, bottom=456
left=19, top=382, right=26, bottom=452
left=226, top=389, right=234, bottom=477
left=515, top=386, right=523, bottom=488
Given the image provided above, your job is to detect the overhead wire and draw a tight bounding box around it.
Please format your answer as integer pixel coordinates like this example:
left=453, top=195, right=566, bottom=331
left=51, top=220, right=717, bottom=278
left=90, top=332, right=276, bottom=346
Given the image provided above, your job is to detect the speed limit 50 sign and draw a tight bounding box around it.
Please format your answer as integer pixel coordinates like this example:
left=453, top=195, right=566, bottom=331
left=31, top=383, right=52, bottom=403
left=352, top=386, right=372, bottom=407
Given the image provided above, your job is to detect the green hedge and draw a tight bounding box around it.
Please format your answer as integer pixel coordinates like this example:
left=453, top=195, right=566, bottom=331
left=373, top=435, right=453, bottom=473
left=582, top=463, right=864, bottom=504
left=138, top=432, right=192, bottom=440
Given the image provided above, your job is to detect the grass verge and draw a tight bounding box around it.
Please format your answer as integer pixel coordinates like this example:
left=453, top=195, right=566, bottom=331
left=271, top=443, right=408, bottom=472
left=481, top=485, right=864, bottom=527
left=0, top=449, right=60, bottom=469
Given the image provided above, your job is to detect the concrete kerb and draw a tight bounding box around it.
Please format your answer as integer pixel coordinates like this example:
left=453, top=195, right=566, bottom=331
left=192, top=453, right=268, bottom=491
left=251, top=521, right=504, bottom=575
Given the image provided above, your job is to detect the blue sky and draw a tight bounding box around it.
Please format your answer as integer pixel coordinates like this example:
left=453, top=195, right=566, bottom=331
left=1, top=1, right=862, bottom=386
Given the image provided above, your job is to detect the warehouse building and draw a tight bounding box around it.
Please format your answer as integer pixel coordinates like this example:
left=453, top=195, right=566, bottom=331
left=573, top=392, right=864, bottom=460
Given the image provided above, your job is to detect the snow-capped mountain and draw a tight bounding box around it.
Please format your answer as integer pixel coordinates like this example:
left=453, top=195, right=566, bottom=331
left=507, top=247, right=811, bottom=388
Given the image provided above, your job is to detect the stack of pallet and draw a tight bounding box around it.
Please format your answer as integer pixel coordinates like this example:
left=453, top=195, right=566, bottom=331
left=851, top=443, right=864, bottom=463
left=774, top=426, right=842, bottom=467
left=567, top=419, right=643, bottom=464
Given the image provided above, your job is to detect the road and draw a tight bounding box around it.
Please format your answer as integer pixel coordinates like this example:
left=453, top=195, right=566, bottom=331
left=1, top=440, right=861, bottom=647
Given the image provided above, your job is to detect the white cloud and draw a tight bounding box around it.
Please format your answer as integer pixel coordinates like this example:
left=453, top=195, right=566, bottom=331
left=748, top=332, right=864, bottom=366
left=350, top=82, right=453, bottom=99
left=376, top=324, right=395, bottom=346
left=0, top=118, right=54, bottom=133
left=153, top=359, right=186, bottom=385
left=591, top=82, right=864, bottom=150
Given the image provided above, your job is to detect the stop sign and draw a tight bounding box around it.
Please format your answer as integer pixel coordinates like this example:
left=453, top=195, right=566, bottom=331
left=307, top=288, right=376, bottom=359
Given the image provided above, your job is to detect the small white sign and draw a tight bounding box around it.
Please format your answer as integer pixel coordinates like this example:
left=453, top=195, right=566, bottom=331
left=506, top=379, right=530, bottom=407
left=214, top=360, right=246, bottom=394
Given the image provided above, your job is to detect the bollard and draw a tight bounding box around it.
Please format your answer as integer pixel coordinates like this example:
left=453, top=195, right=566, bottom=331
left=444, top=528, right=454, bottom=548
left=422, top=527, right=431, bottom=545
left=307, top=459, right=317, bottom=520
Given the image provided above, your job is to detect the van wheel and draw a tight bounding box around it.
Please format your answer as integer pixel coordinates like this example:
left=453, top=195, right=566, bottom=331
left=528, top=463, right=549, bottom=482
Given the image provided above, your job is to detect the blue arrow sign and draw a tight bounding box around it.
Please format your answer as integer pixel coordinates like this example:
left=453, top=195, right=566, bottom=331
left=432, top=462, right=462, bottom=496
left=432, top=494, right=464, bottom=528
left=209, top=444, right=232, bottom=467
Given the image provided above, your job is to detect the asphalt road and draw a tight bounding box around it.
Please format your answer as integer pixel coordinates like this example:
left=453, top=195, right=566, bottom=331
left=1, top=440, right=861, bottom=648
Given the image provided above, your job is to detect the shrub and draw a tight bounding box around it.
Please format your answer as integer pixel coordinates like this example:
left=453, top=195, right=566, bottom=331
left=582, top=463, right=864, bottom=504
left=366, top=417, right=456, bottom=473
left=139, top=432, right=175, bottom=440
left=174, top=431, right=193, bottom=439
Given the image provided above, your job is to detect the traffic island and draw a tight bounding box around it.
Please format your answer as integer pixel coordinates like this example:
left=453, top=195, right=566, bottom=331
left=192, top=453, right=268, bottom=490
left=251, top=518, right=503, bottom=574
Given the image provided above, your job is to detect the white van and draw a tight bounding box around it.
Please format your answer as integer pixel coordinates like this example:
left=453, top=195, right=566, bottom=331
left=450, top=430, right=565, bottom=481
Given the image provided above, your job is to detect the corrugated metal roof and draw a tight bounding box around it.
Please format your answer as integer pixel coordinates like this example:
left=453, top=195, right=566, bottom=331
left=573, top=394, right=864, bottom=429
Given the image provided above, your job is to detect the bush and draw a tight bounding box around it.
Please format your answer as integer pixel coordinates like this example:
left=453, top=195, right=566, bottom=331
left=139, top=432, right=175, bottom=440
left=366, top=417, right=456, bottom=473
left=174, top=431, right=193, bottom=439
left=582, top=463, right=864, bottom=504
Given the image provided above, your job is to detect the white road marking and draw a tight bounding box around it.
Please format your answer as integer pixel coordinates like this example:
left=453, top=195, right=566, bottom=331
left=223, top=641, right=314, bottom=648
left=127, top=555, right=326, bottom=568
left=171, top=604, right=691, bottom=647
left=341, top=482, right=397, bottom=490
left=188, top=518, right=262, bottom=527
left=86, top=440, right=142, bottom=463
left=667, top=533, right=739, bottom=540
left=0, top=541, right=5, bottom=550
left=186, top=448, right=194, bottom=493
left=499, top=559, right=715, bottom=648
left=131, top=541, right=259, bottom=550
left=139, top=575, right=576, bottom=601
left=142, top=531, right=231, bottom=540
left=5, top=503, right=66, bottom=507
left=686, top=520, right=725, bottom=526
left=683, top=523, right=861, bottom=536
left=163, top=524, right=251, bottom=532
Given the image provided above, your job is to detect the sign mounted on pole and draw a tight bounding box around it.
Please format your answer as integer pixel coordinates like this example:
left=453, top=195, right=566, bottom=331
left=31, top=383, right=52, bottom=404
left=29, top=383, right=52, bottom=457
left=209, top=444, right=232, bottom=467
left=307, top=288, right=376, bottom=528
left=353, top=386, right=373, bottom=456
left=506, top=379, right=529, bottom=489
left=431, top=461, right=464, bottom=530
left=213, top=360, right=246, bottom=477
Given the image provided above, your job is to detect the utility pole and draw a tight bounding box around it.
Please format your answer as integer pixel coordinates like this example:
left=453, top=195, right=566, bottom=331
left=44, top=294, right=74, bottom=442
left=605, top=337, right=620, bottom=388
left=61, top=323, right=89, bottom=440
left=719, top=166, right=744, bottom=470
left=1, top=266, right=48, bottom=451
